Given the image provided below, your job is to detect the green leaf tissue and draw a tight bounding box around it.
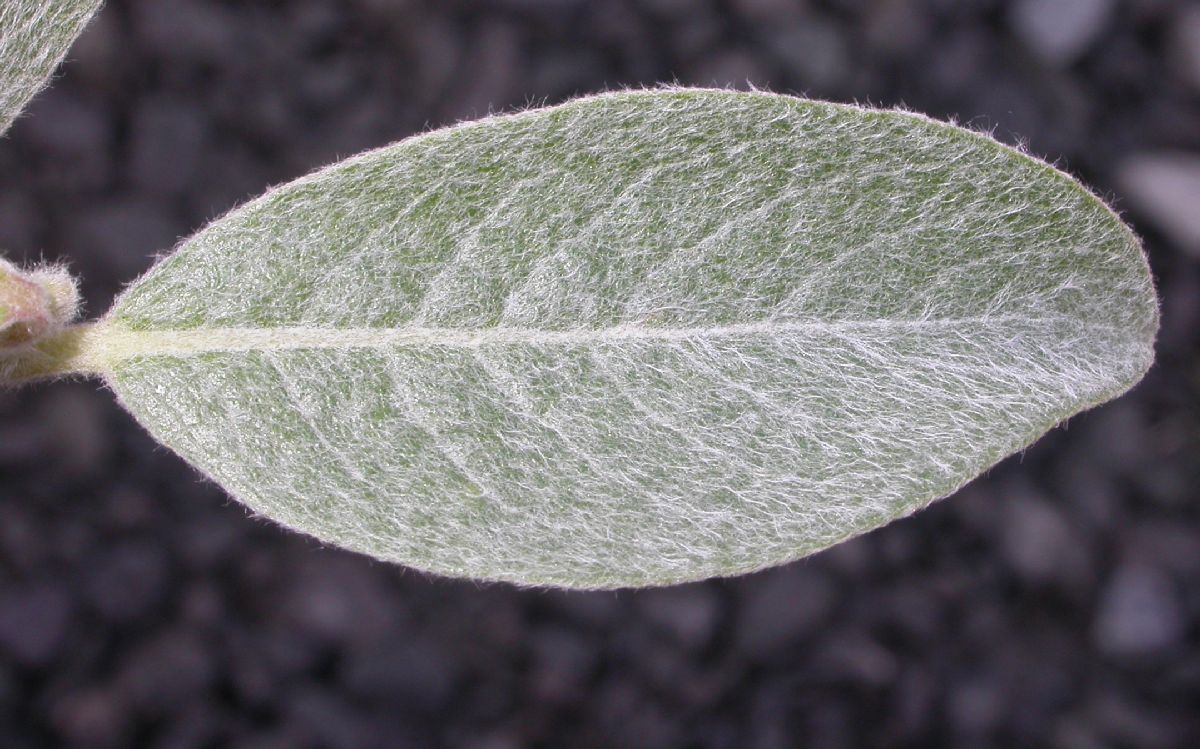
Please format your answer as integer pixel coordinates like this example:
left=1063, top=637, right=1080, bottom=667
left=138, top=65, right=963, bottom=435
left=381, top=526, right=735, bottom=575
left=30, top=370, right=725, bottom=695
left=0, top=3, right=1158, bottom=588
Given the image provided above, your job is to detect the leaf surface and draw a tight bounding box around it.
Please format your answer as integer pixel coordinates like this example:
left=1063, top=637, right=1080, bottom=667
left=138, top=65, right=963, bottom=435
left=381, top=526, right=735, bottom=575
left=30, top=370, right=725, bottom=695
left=96, top=90, right=1157, bottom=588
left=0, top=0, right=103, bottom=136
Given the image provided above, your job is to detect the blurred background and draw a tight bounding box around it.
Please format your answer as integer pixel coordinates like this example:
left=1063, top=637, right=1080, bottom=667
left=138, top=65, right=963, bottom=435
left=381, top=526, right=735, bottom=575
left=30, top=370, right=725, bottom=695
left=0, top=0, right=1197, bottom=746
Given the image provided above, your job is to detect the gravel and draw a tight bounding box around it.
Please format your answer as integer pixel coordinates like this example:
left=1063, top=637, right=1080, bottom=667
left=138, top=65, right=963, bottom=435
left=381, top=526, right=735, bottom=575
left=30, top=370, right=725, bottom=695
left=1008, top=0, right=1116, bottom=66
left=0, top=0, right=1197, bottom=746
left=1117, top=152, right=1200, bottom=256
left=1093, top=563, right=1186, bottom=658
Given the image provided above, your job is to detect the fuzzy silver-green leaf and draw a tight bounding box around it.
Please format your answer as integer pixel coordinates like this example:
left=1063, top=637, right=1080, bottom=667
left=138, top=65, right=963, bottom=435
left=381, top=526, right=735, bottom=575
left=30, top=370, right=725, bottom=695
left=0, top=0, right=103, bottom=136
left=96, top=90, right=1157, bottom=588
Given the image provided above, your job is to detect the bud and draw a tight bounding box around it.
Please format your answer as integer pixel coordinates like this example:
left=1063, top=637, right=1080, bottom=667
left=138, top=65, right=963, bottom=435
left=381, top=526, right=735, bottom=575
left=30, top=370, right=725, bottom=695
left=0, top=258, right=80, bottom=349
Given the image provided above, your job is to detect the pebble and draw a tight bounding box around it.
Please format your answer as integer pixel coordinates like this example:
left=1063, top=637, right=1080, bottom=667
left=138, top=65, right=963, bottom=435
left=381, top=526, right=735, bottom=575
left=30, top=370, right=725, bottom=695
left=1000, top=485, right=1093, bottom=591
left=224, top=625, right=318, bottom=708
left=17, top=89, right=113, bottom=158
left=276, top=556, right=401, bottom=645
left=151, top=704, right=227, bottom=749
left=282, top=685, right=380, bottom=749
left=1126, top=519, right=1200, bottom=576
left=0, top=582, right=73, bottom=666
left=949, top=672, right=1004, bottom=736
left=876, top=581, right=945, bottom=641
left=594, top=677, right=681, bottom=749
left=814, top=632, right=898, bottom=687
left=49, top=686, right=131, bottom=747
left=14, top=90, right=114, bottom=192
left=663, top=15, right=723, bottom=65
left=340, top=634, right=458, bottom=713
left=863, top=0, right=932, bottom=58
left=175, top=514, right=246, bottom=570
left=1116, top=152, right=1200, bottom=256
left=762, top=18, right=851, bottom=93
left=635, top=583, right=721, bottom=650
left=235, top=729, right=312, bottom=749
left=116, top=629, right=217, bottom=715
left=734, top=566, right=837, bottom=658
left=128, top=96, right=210, bottom=195
left=81, top=540, right=171, bottom=624
left=36, top=386, right=112, bottom=479
left=0, top=1, right=1194, bottom=745
left=131, top=0, right=238, bottom=64
left=1171, top=5, right=1200, bottom=91
left=1009, top=0, right=1116, bottom=66
left=730, top=0, right=809, bottom=23
left=1085, top=688, right=1189, bottom=747
left=0, top=193, right=38, bottom=255
left=526, top=625, right=597, bottom=704
left=638, top=0, right=697, bottom=18
left=1093, top=564, right=1185, bottom=657
left=886, top=667, right=938, bottom=741
left=0, top=423, right=41, bottom=468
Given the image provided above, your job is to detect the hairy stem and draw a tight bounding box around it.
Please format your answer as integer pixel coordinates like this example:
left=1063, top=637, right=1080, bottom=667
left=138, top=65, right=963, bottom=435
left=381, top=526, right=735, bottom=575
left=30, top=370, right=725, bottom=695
left=0, top=322, right=107, bottom=384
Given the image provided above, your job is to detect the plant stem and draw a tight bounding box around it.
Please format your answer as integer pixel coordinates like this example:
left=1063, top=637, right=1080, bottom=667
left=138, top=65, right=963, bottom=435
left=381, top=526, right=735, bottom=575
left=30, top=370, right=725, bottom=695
left=0, top=322, right=107, bottom=384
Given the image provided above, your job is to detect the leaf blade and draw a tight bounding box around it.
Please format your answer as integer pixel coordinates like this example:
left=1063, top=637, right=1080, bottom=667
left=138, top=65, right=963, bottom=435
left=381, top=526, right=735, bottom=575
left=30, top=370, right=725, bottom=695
left=0, top=0, right=103, bottom=136
left=100, top=90, right=1157, bottom=588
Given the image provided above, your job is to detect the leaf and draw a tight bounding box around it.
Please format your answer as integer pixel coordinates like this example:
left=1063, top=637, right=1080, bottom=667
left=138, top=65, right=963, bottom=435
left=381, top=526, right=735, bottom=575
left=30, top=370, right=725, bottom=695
left=0, top=258, right=80, bottom=349
left=0, top=0, right=103, bottom=136
left=82, top=89, right=1156, bottom=588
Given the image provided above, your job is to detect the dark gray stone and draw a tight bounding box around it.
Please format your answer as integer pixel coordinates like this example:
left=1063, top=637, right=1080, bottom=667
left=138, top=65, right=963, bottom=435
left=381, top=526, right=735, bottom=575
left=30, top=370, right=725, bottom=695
left=116, top=629, right=217, bottom=714
left=0, top=1, right=1194, bottom=746
left=81, top=540, right=171, bottom=623
left=128, top=96, right=210, bottom=195
left=1000, top=484, right=1093, bottom=591
left=526, top=624, right=597, bottom=704
left=276, top=556, right=401, bottom=645
left=735, top=566, right=836, bottom=658
left=341, top=634, right=457, bottom=713
left=132, top=0, right=238, bottom=64
left=49, top=686, right=132, bottom=748
left=0, top=582, right=72, bottom=666
left=636, top=583, right=720, bottom=650
left=1172, top=6, right=1200, bottom=91
left=284, top=685, right=382, bottom=749
left=1094, top=564, right=1185, bottom=657
left=1009, top=0, right=1116, bottom=66
left=1117, top=152, right=1200, bottom=256
left=37, top=387, right=111, bottom=479
left=763, top=18, right=851, bottom=92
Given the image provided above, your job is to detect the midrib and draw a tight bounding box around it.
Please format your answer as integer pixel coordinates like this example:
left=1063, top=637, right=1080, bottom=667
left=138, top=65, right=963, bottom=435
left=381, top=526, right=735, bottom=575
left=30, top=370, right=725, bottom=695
left=44, top=314, right=1052, bottom=377
left=7, top=312, right=1070, bottom=379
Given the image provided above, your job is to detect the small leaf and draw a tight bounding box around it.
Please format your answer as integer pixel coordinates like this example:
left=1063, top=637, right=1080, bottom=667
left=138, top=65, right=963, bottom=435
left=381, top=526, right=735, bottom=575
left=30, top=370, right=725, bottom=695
left=83, top=90, right=1156, bottom=588
left=0, top=0, right=103, bottom=136
left=0, top=258, right=79, bottom=346
left=0, top=258, right=81, bottom=382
